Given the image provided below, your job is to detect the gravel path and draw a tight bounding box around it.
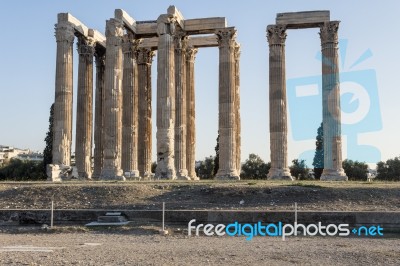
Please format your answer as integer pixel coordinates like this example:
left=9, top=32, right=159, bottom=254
left=0, top=230, right=398, bottom=265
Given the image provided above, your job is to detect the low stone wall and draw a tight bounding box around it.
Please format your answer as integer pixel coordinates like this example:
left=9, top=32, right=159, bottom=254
left=0, top=209, right=399, bottom=231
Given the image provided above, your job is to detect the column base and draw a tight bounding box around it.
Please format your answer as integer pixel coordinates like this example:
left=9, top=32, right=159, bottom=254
left=124, top=170, right=140, bottom=180
left=100, top=168, right=126, bottom=181
left=267, top=168, right=294, bottom=181
left=46, top=164, right=72, bottom=182
left=191, top=176, right=200, bottom=181
left=215, top=169, right=240, bottom=181
left=320, top=169, right=348, bottom=181
left=155, top=160, right=176, bottom=180
left=177, top=169, right=191, bottom=180
left=78, top=172, right=92, bottom=180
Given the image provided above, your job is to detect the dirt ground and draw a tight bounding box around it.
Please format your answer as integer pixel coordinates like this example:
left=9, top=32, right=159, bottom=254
left=0, top=227, right=398, bottom=266
left=0, top=180, right=399, bottom=211
left=0, top=181, right=399, bottom=265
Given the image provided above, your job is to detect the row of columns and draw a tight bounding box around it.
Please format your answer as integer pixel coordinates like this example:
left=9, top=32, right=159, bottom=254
left=53, top=17, right=241, bottom=181
left=154, top=15, right=240, bottom=180
left=52, top=20, right=157, bottom=180
left=267, top=21, right=347, bottom=181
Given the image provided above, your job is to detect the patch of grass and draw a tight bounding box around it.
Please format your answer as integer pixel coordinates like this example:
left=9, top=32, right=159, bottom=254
left=247, top=182, right=257, bottom=186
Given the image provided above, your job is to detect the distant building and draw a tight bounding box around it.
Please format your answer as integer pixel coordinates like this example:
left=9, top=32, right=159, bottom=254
left=0, top=145, right=42, bottom=165
left=16, top=153, right=44, bottom=162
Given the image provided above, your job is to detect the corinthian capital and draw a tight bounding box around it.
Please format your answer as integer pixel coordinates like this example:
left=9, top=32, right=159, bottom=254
left=216, top=28, right=237, bottom=48
left=122, top=33, right=142, bottom=54
left=186, top=46, right=198, bottom=63
left=55, top=23, right=75, bottom=43
left=174, top=30, right=188, bottom=53
left=77, top=36, right=96, bottom=55
left=136, top=48, right=155, bottom=65
left=320, top=21, right=340, bottom=45
left=267, top=25, right=287, bottom=45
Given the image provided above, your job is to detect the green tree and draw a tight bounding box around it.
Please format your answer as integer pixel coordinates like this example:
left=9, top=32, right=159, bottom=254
left=342, top=159, right=368, bottom=181
left=151, top=161, right=157, bottom=173
left=42, top=103, right=54, bottom=176
left=196, top=156, right=215, bottom=179
left=312, top=122, right=324, bottom=179
left=376, top=156, right=400, bottom=181
left=240, top=153, right=270, bottom=179
left=0, top=158, right=44, bottom=181
left=290, top=159, right=310, bottom=180
left=213, top=132, right=219, bottom=176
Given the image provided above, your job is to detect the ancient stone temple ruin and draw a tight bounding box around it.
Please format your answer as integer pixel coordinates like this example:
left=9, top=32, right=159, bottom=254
left=48, top=6, right=241, bottom=181
left=267, top=11, right=348, bottom=181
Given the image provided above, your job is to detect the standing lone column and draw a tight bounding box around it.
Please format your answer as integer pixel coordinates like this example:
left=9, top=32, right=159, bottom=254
left=234, top=43, right=241, bottom=175
left=92, top=50, right=106, bottom=179
left=186, top=46, right=199, bottom=180
left=75, top=36, right=95, bottom=179
left=137, top=48, right=155, bottom=179
left=320, top=21, right=348, bottom=181
left=155, top=15, right=176, bottom=180
left=100, top=19, right=125, bottom=180
left=121, top=34, right=141, bottom=179
left=266, top=25, right=293, bottom=180
left=215, top=28, right=240, bottom=180
left=50, top=21, right=75, bottom=180
left=174, top=33, right=190, bottom=180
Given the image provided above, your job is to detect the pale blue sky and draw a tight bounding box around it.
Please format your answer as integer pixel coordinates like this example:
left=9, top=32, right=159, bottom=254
left=0, top=0, right=399, bottom=167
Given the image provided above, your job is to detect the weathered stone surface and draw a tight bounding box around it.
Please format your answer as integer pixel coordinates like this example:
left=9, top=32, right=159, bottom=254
left=267, top=25, right=293, bottom=181
left=121, top=34, right=141, bottom=179
left=174, top=33, right=190, bottom=180
left=52, top=22, right=74, bottom=173
left=215, top=28, right=240, bottom=180
left=276, top=11, right=330, bottom=29
left=137, top=48, right=155, bottom=179
left=75, top=36, right=95, bottom=180
left=234, top=43, right=241, bottom=175
left=46, top=164, right=72, bottom=181
left=155, top=15, right=176, bottom=180
left=186, top=46, right=198, bottom=180
left=92, top=52, right=106, bottom=179
left=100, top=19, right=125, bottom=181
left=184, top=18, right=227, bottom=33
left=319, top=21, right=347, bottom=181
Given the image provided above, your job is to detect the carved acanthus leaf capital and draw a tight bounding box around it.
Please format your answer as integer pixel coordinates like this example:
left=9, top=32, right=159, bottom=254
left=174, top=31, right=188, bottom=53
left=216, top=28, right=237, bottom=48
left=320, top=21, right=339, bottom=45
left=77, top=36, right=96, bottom=55
left=186, top=46, right=198, bottom=62
left=122, top=34, right=142, bottom=54
left=136, top=48, right=155, bottom=65
left=55, top=23, right=75, bottom=43
left=267, top=25, right=287, bottom=45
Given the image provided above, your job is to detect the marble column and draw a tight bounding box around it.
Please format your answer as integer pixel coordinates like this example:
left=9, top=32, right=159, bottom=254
left=92, top=50, right=106, bottom=179
left=155, top=15, right=176, bottom=180
left=52, top=23, right=75, bottom=170
left=100, top=19, right=125, bottom=180
left=186, top=46, right=199, bottom=180
left=121, top=34, right=141, bottom=179
left=174, top=33, right=190, bottom=180
left=320, top=21, right=348, bottom=181
left=234, top=43, right=241, bottom=175
left=215, top=28, right=240, bottom=180
left=137, top=48, right=155, bottom=179
left=75, top=36, right=95, bottom=179
left=266, top=25, right=293, bottom=180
